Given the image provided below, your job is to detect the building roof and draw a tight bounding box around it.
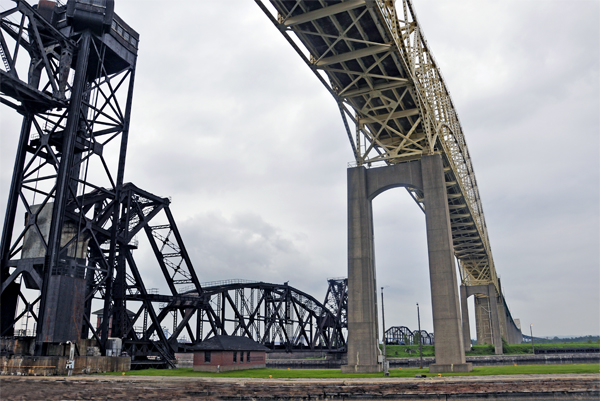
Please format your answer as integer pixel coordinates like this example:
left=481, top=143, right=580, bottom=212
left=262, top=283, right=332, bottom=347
left=191, top=336, right=269, bottom=352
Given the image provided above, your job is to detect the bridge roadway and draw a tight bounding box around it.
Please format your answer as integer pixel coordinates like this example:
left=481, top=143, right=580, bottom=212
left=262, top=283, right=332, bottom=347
left=255, top=0, right=522, bottom=371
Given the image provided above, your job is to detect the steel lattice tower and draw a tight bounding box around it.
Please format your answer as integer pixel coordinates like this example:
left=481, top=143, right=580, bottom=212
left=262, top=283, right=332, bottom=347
left=1, top=0, right=138, bottom=356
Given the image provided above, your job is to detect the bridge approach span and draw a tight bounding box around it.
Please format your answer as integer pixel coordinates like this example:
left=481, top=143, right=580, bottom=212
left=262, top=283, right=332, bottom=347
left=256, top=0, right=521, bottom=372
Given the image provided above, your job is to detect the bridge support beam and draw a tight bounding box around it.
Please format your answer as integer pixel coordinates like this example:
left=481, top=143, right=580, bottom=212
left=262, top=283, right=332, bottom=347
left=460, top=285, right=472, bottom=351
left=342, top=154, right=471, bottom=373
left=422, top=154, right=471, bottom=373
left=466, top=284, right=503, bottom=354
left=487, top=284, right=504, bottom=355
left=342, top=166, right=380, bottom=373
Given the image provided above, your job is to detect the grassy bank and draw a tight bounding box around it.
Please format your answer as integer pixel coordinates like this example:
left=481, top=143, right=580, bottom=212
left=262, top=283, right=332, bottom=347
left=383, top=342, right=599, bottom=358
left=103, top=364, right=599, bottom=378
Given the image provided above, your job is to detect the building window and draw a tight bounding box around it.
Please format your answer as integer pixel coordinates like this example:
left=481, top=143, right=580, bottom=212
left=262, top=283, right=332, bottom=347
left=247, top=352, right=251, bottom=362
left=240, top=352, right=244, bottom=363
left=204, top=352, right=211, bottom=363
left=233, top=352, right=237, bottom=363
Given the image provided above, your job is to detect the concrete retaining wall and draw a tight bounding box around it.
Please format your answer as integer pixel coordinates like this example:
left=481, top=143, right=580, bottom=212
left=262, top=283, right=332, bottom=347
left=1, top=355, right=130, bottom=376
left=267, top=353, right=600, bottom=370
left=267, top=359, right=347, bottom=369
left=267, top=351, right=332, bottom=359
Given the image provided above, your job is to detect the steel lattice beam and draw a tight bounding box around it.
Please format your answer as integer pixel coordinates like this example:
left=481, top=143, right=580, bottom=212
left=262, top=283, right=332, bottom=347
left=256, top=0, right=516, bottom=315
left=178, top=280, right=347, bottom=353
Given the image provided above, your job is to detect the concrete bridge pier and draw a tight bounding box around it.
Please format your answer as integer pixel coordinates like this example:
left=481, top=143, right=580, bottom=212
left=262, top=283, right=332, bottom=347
left=421, top=154, right=471, bottom=373
left=462, top=284, right=503, bottom=355
left=460, top=285, right=472, bottom=351
left=342, top=154, right=471, bottom=373
left=341, top=166, right=381, bottom=373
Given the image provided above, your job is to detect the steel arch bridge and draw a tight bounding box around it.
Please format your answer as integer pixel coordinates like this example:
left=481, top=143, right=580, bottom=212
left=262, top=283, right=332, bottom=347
left=384, top=326, right=434, bottom=346
left=178, top=278, right=347, bottom=353
left=257, top=0, right=499, bottom=302
left=255, top=0, right=522, bottom=356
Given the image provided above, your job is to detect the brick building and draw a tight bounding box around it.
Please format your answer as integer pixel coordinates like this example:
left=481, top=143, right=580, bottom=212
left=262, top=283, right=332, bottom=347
left=192, top=335, right=269, bottom=372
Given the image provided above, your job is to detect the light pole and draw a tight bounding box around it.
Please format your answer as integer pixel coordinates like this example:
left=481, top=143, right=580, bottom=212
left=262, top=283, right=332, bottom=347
left=24, top=311, right=31, bottom=336
left=381, top=287, right=389, bottom=376
left=530, top=324, right=535, bottom=354
left=417, top=302, right=423, bottom=369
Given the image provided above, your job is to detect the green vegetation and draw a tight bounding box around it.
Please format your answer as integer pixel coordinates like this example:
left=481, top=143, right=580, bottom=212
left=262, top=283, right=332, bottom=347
left=526, top=336, right=600, bottom=344
left=489, top=342, right=597, bottom=356
left=103, top=364, right=599, bottom=378
left=384, top=344, right=435, bottom=358
left=381, top=342, right=599, bottom=358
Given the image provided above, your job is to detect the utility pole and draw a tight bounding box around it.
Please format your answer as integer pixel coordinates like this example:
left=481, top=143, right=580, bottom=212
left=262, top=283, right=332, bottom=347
left=530, top=324, right=535, bottom=354
left=417, top=302, right=423, bottom=369
left=381, top=287, right=389, bottom=376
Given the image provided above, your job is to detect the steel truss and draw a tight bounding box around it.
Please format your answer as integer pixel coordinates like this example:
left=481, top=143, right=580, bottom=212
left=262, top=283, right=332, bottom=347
left=0, top=1, right=197, bottom=365
left=79, top=183, right=207, bottom=367
left=256, top=1, right=520, bottom=334
left=0, top=1, right=348, bottom=367
left=176, top=278, right=347, bottom=353
left=384, top=326, right=434, bottom=346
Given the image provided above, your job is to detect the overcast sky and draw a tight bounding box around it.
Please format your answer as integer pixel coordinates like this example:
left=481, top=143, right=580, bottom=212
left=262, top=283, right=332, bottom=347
left=1, top=0, right=598, bottom=340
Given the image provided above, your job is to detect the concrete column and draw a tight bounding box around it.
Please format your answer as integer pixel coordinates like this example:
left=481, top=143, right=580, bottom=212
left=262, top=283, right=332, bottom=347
left=495, top=279, right=509, bottom=342
left=421, top=154, right=471, bottom=373
left=341, top=166, right=381, bottom=373
left=488, top=283, right=503, bottom=355
left=460, top=284, right=472, bottom=351
left=474, top=295, right=492, bottom=345
left=508, top=317, right=523, bottom=344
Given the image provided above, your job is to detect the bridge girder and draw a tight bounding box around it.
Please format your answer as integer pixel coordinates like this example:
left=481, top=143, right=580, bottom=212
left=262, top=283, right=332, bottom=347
left=257, top=0, right=506, bottom=295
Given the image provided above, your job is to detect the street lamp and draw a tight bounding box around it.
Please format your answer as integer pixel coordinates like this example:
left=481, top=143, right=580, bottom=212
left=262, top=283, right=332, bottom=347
left=417, top=302, right=423, bottom=369
left=530, top=324, right=535, bottom=354
left=381, top=287, right=389, bottom=376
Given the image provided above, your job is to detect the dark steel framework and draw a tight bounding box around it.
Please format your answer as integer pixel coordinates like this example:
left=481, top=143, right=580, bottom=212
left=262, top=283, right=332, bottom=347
left=180, top=278, right=347, bottom=353
left=1, top=1, right=348, bottom=369
left=0, top=0, right=166, bottom=359
left=384, top=326, right=434, bottom=346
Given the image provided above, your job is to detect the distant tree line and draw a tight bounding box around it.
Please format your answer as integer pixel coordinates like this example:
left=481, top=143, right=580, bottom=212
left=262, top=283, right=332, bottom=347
left=522, top=335, right=599, bottom=344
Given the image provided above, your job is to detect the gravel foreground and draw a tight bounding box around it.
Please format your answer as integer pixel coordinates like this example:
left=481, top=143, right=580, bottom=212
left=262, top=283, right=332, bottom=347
left=0, top=374, right=598, bottom=400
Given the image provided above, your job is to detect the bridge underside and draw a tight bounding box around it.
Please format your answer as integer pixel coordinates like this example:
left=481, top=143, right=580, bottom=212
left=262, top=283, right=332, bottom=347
left=258, top=0, right=522, bottom=372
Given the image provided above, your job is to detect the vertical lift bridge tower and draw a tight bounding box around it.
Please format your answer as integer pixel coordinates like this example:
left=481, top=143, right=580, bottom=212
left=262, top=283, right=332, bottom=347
left=0, top=0, right=140, bottom=356
left=1, top=1, right=207, bottom=368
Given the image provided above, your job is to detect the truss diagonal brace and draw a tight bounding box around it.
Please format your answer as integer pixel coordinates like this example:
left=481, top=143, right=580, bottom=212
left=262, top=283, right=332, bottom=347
left=315, top=45, right=391, bottom=67
left=340, top=79, right=410, bottom=98
left=283, top=0, right=367, bottom=27
left=360, top=107, right=419, bottom=123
